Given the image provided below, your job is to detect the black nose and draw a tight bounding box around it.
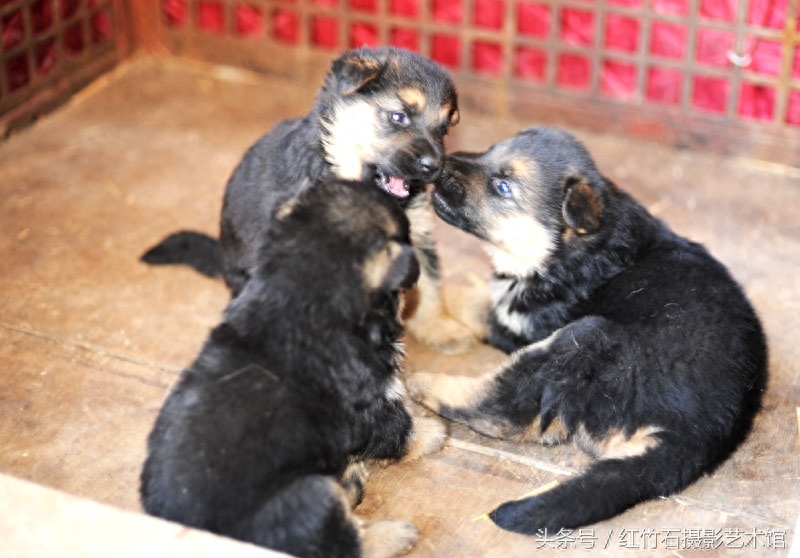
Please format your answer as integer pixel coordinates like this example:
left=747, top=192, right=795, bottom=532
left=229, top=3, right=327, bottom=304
left=416, top=156, right=441, bottom=179
left=434, top=164, right=468, bottom=200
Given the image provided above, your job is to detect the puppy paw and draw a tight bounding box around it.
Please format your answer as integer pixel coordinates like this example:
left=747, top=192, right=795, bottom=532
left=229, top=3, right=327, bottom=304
left=404, top=372, right=439, bottom=411
left=401, top=416, right=448, bottom=462
left=341, top=460, right=369, bottom=507
left=361, top=520, right=419, bottom=558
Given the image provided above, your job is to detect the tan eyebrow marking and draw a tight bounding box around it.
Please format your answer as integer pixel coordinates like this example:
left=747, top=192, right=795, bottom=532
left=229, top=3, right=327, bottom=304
left=507, top=158, right=535, bottom=179
left=398, top=87, right=426, bottom=112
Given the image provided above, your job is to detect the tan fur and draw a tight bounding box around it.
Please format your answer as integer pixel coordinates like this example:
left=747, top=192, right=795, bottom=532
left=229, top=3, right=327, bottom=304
left=343, top=478, right=418, bottom=558
left=332, top=480, right=355, bottom=510
left=442, top=283, right=491, bottom=339
left=322, top=87, right=471, bottom=355
left=405, top=371, right=497, bottom=413
left=399, top=416, right=448, bottom=462
left=486, top=214, right=556, bottom=277
left=507, top=158, right=538, bottom=183
left=403, top=196, right=478, bottom=354
left=398, top=87, right=426, bottom=112
left=363, top=240, right=405, bottom=291
left=511, top=416, right=570, bottom=445
left=360, top=519, right=419, bottom=558
left=407, top=331, right=572, bottom=442
left=434, top=102, right=459, bottom=127
left=404, top=273, right=477, bottom=354
left=329, top=479, right=360, bottom=528
left=563, top=178, right=603, bottom=234
left=341, top=461, right=369, bottom=508
left=339, top=58, right=382, bottom=95
left=274, top=196, right=299, bottom=221
left=447, top=107, right=460, bottom=126
left=405, top=193, right=434, bottom=247
left=576, top=179, right=602, bottom=220
left=406, top=368, right=568, bottom=442
left=462, top=417, right=518, bottom=439
left=575, top=424, right=663, bottom=460
left=322, top=100, right=379, bottom=179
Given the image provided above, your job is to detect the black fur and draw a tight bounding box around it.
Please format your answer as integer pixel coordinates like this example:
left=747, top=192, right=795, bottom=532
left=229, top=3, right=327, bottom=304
left=416, top=127, right=768, bottom=534
left=141, top=180, right=424, bottom=557
left=141, top=46, right=459, bottom=298
left=140, top=231, right=222, bottom=278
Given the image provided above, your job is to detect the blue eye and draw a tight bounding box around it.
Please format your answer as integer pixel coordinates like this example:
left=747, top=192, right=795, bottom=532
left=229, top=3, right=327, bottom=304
left=494, top=179, right=512, bottom=198
left=390, top=111, right=409, bottom=125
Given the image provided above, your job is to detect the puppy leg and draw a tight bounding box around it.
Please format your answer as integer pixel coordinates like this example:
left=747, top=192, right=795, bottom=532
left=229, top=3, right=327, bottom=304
left=360, top=519, right=419, bottom=558
left=406, top=328, right=571, bottom=444
left=243, top=475, right=362, bottom=558
left=357, top=378, right=447, bottom=463
left=341, top=460, right=369, bottom=508
left=404, top=271, right=480, bottom=354
left=399, top=416, right=448, bottom=463
left=405, top=371, right=517, bottom=440
left=441, top=280, right=492, bottom=340
left=384, top=377, right=448, bottom=462
left=404, top=196, right=478, bottom=354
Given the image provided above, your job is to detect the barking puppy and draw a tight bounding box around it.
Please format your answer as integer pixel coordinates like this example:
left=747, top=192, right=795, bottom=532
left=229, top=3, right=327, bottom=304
left=141, top=180, right=446, bottom=558
left=141, top=46, right=475, bottom=353
left=407, top=127, right=768, bottom=534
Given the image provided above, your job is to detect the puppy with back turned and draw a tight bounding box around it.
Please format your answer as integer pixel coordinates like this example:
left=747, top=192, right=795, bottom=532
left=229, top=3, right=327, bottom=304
left=142, top=46, right=475, bottom=353
left=141, top=179, right=446, bottom=558
left=408, top=127, right=767, bottom=533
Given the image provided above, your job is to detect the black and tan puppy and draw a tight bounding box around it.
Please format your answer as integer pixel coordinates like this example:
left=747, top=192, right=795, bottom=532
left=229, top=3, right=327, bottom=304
left=141, top=180, right=446, bottom=558
left=142, top=46, right=475, bottom=353
left=407, top=127, right=768, bottom=533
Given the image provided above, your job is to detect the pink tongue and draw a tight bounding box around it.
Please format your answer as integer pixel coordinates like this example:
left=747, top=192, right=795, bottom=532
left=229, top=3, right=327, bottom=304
left=387, top=176, right=409, bottom=198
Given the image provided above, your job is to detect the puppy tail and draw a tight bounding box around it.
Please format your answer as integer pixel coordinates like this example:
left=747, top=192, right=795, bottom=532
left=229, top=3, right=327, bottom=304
left=141, top=230, right=223, bottom=278
left=489, top=440, right=703, bottom=534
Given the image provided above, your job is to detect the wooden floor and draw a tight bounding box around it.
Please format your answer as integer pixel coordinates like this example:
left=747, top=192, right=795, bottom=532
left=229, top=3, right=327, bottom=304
left=1, top=56, right=798, bottom=557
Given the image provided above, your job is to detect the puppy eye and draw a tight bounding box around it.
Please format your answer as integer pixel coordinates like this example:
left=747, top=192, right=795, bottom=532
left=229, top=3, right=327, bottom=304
left=390, top=111, right=410, bottom=126
left=493, top=179, right=512, bottom=198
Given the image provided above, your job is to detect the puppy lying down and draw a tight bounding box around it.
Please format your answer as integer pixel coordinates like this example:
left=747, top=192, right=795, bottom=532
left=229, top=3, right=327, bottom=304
left=141, top=180, right=446, bottom=558
left=409, top=127, right=767, bottom=534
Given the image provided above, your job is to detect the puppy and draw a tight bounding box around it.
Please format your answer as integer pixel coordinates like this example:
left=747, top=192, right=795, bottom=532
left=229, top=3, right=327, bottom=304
left=407, top=127, right=768, bottom=534
left=142, top=46, right=475, bottom=353
left=141, top=180, right=447, bottom=558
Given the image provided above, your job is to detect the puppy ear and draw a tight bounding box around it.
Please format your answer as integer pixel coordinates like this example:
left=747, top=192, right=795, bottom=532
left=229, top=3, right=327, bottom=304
left=364, top=242, right=420, bottom=292
left=449, top=108, right=461, bottom=127
left=332, top=50, right=384, bottom=95
left=562, top=176, right=602, bottom=235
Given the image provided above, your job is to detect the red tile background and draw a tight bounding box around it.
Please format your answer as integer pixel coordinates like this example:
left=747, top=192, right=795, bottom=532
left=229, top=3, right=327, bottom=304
left=3, top=0, right=799, bottom=148
left=1, top=0, right=118, bottom=106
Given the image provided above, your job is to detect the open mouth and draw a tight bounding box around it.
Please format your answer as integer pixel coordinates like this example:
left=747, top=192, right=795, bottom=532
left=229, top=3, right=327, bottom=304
left=375, top=169, right=410, bottom=199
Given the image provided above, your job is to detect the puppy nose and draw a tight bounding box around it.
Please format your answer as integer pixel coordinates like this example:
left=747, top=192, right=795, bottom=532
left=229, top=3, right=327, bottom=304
left=436, top=165, right=466, bottom=195
left=417, top=156, right=441, bottom=178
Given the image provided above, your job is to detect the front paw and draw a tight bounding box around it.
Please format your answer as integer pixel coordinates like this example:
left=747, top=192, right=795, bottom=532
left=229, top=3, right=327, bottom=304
left=401, top=416, right=448, bottom=462
left=360, top=519, right=419, bottom=558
